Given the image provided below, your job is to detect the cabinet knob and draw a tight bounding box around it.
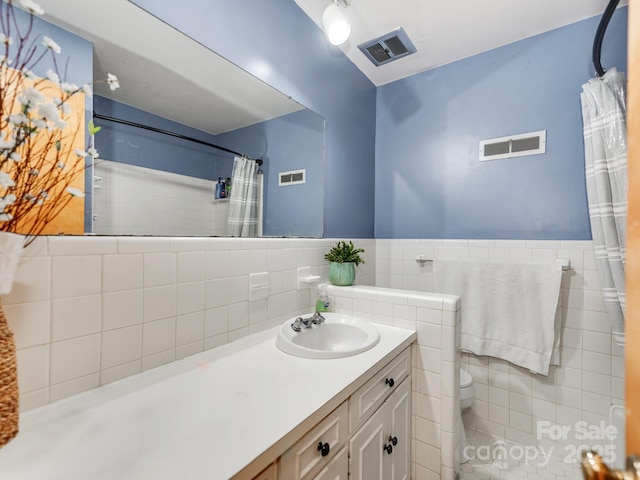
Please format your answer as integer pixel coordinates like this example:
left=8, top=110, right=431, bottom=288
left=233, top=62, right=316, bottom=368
left=385, top=378, right=395, bottom=388
left=389, top=435, right=398, bottom=446
left=383, top=443, right=393, bottom=454
left=317, top=442, right=330, bottom=457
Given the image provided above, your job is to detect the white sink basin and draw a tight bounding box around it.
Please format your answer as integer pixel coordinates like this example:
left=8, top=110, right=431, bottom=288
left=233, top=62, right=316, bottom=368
left=276, top=313, right=380, bottom=359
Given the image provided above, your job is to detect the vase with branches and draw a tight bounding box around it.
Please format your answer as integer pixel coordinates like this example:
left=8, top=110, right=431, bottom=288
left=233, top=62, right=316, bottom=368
left=0, top=0, right=118, bottom=448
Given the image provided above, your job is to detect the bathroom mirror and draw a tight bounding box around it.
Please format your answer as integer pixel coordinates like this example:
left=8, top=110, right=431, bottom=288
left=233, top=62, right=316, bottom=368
left=37, top=0, right=325, bottom=238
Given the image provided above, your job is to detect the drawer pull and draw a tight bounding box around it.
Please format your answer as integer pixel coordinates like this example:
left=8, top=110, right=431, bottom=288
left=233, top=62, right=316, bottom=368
left=389, top=435, right=398, bottom=446
left=317, top=442, right=330, bottom=457
left=383, top=443, right=393, bottom=454
left=385, top=378, right=395, bottom=388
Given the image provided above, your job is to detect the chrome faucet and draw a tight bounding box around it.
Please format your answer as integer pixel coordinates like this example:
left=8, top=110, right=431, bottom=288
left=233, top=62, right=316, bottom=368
left=291, top=312, right=325, bottom=332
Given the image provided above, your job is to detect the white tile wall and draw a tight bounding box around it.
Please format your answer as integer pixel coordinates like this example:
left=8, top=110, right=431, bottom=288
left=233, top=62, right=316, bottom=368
left=93, top=161, right=229, bottom=236
left=5, top=236, right=376, bottom=412
left=5, top=235, right=622, bottom=477
left=326, top=284, right=461, bottom=480
left=376, top=239, right=624, bottom=459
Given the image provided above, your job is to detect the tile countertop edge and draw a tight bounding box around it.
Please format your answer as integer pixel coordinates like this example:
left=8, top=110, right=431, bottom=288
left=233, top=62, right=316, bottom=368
left=233, top=326, right=417, bottom=480
left=0, top=323, right=417, bottom=480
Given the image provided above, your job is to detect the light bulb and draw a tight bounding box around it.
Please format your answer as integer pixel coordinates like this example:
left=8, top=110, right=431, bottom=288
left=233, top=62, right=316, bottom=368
left=321, top=3, right=351, bottom=46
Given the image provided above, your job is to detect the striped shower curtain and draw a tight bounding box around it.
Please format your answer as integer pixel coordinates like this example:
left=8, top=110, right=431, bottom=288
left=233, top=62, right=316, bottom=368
left=226, top=156, right=259, bottom=237
left=580, top=67, right=627, bottom=347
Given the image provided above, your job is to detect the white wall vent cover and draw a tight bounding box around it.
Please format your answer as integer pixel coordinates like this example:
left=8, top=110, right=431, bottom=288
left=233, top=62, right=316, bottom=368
left=279, top=169, right=306, bottom=186
left=358, top=27, right=417, bottom=67
left=479, top=130, right=546, bottom=161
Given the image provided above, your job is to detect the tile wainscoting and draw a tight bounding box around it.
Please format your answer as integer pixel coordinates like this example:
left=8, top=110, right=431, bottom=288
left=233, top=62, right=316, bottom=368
left=5, top=236, right=620, bottom=477
left=376, top=239, right=624, bottom=459
left=325, top=284, right=462, bottom=480
left=8, top=235, right=462, bottom=480
left=6, top=236, right=375, bottom=411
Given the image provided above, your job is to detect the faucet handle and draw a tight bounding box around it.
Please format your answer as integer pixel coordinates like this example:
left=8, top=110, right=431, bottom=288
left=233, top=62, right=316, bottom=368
left=311, top=312, right=325, bottom=324
left=291, top=317, right=304, bottom=332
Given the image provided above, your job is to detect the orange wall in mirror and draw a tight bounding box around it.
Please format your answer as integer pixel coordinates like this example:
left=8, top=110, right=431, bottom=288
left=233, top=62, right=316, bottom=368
left=2, top=68, right=86, bottom=235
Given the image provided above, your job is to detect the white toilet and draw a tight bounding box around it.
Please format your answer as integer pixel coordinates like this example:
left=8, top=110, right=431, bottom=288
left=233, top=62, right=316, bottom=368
left=459, top=368, right=475, bottom=463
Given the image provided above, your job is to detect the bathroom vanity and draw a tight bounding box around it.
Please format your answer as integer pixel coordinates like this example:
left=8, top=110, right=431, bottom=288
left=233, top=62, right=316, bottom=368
left=0, top=322, right=415, bottom=480
left=275, top=345, right=411, bottom=480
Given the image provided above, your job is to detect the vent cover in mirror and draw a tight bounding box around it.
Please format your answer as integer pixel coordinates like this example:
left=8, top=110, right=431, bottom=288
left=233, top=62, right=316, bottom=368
left=358, top=27, right=416, bottom=66
left=479, top=130, right=546, bottom=161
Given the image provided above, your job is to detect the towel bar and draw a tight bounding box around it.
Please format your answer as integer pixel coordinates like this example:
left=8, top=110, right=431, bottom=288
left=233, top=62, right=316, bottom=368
left=415, top=255, right=571, bottom=271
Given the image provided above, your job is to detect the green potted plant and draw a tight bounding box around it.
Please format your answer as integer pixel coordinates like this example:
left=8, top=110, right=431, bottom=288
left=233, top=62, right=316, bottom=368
left=324, top=240, right=364, bottom=286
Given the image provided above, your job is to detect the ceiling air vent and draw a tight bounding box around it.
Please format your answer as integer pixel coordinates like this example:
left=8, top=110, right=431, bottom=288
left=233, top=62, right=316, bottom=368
left=358, top=27, right=416, bottom=67
left=479, top=130, right=547, bottom=161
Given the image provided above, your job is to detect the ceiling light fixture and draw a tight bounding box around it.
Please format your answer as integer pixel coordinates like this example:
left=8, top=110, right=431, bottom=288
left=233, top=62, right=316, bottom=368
left=321, top=0, right=351, bottom=46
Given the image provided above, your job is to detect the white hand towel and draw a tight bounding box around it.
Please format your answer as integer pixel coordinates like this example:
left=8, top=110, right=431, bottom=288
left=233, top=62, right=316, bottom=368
left=433, top=259, right=562, bottom=375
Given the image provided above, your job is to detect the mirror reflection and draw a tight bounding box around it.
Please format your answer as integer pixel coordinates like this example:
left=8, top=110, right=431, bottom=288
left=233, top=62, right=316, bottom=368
left=39, top=0, right=325, bottom=238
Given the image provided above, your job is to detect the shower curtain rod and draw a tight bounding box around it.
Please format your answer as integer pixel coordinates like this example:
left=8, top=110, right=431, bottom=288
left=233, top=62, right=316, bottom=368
left=92, top=113, right=263, bottom=166
left=592, top=0, right=620, bottom=77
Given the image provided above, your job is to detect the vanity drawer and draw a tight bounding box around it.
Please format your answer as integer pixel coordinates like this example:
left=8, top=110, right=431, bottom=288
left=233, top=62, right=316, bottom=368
left=279, top=401, right=349, bottom=480
left=348, top=346, right=411, bottom=432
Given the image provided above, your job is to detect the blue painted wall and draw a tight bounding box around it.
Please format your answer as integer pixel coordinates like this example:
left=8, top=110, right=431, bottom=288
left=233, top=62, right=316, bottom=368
left=131, top=0, right=377, bottom=238
left=94, top=96, right=232, bottom=180
left=9, top=3, right=93, bottom=229
left=375, top=8, right=628, bottom=239
left=217, top=109, right=325, bottom=237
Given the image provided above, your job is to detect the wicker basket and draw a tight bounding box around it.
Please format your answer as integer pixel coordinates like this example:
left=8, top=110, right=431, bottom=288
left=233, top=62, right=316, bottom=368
left=0, top=299, right=19, bottom=447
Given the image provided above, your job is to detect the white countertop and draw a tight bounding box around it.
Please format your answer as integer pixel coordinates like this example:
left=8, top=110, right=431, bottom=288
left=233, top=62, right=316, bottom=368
left=0, top=323, right=415, bottom=480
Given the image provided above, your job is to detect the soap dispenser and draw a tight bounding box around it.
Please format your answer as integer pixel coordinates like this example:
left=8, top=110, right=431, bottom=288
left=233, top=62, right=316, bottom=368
left=316, top=284, right=330, bottom=313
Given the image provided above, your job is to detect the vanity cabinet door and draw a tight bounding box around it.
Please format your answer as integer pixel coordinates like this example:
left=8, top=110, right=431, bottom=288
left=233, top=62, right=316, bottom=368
left=349, top=377, right=412, bottom=480
left=348, top=402, right=386, bottom=480
left=312, top=446, right=348, bottom=480
left=386, top=377, right=411, bottom=480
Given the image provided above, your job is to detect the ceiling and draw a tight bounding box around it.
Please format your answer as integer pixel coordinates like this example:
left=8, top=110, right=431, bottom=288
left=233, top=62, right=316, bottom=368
left=36, top=0, right=303, bottom=135
left=293, top=0, right=628, bottom=86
